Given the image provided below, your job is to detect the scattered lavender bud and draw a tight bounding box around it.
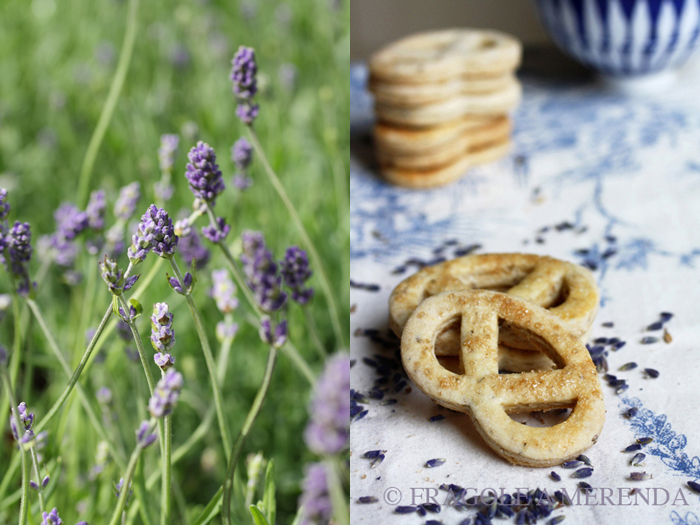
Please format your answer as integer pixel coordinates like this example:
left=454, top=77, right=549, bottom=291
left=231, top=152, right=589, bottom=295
left=644, top=368, right=660, bottom=378
left=425, top=458, right=446, bottom=468
left=616, top=384, right=629, bottom=394
left=117, top=320, right=132, bottom=341
left=646, top=321, right=663, bottom=331
left=40, top=508, right=63, bottom=525
left=280, top=246, right=314, bottom=304
left=561, top=460, right=582, bottom=469
left=114, top=182, right=141, bottom=223
left=624, top=407, right=639, bottom=418
left=370, top=453, right=385, bottom=468
left=623, top=444, right=642, bottom=452
left=578, top=482, right=593, bottom=493
left=303, top=354, right=350, bottom=456
left=158, top=134, right=179, bottom=173
left=429, top=415, right=445, bottom=422
left=548, top=517, right=566, bottom=524
left=571, top=467, right=593, bottom=479
left=201, top=216, right=230, bottom=243
left=550, top=471, right=561, bottom=481
left=577, top=454, right=592, bottom=466
left=687, top=480, right=700, bottom=494
left=394, top=506, right=417, bottom=514
left=660, top=312, right=674, bottom=322
left=362, top=450, right=382, bottom=459
left=298, top=463, right=332, bottom=525
left=231, top=137, right=253, bottom=170
left=619, top=362, right=637, bottom=371
left=631, top=453, right=646, bottom=467
left=258, top=316, right=287, bottom=348
left=211, top=269, right=239, bottom=313
left=629, top=472, right=652, bottom=481
left=637, top=437, right=653, bottom=445
left=640, top=336, right=658, bottom=344
left=357, top=496, right=378, bottom=504
left=135, top=419, right=157, bottom=449
left=148, top=368, right=183, bottom=418
left=185, top=141, right=225, bottom=204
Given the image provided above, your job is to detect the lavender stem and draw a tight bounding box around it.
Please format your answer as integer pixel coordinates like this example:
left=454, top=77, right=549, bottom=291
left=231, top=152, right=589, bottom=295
left=0, top=292, right=23, bottom=460
left=29, top=447, right=45, bottom=514
left=325, top=456, right=349, bottom=525
left=108, top=446, right=143, bottom=525
left=245, top=126, right=345, bottom=349
left=169, top=258, right=231, bottom=457
left=0, top=369, right=28, bottom=525
left=222, top=346, right=278, bottom=525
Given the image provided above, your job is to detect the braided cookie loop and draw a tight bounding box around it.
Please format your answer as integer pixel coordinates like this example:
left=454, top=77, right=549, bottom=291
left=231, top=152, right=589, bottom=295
left=389, top=253, right=599, bottom=356
left=369, top=29, right=522, bottom=83
left=401, top=291, right=605, bottom=467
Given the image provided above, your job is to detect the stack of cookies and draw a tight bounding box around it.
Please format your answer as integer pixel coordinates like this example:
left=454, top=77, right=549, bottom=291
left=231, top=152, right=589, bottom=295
left=369, top=29, right=522, bottom=188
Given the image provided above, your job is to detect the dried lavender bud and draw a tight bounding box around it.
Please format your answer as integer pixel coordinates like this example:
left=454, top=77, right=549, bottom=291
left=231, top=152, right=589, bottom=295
left=623, top=444, right=642, bottom=452
left=158, top=134, right=179, bottom=173
left=114, top=182, right=141, bottom=222
left=185, top=141, right=225, bottom=204
left=630, top=453, right=646, bottom=466
left=357, top=496, right=378, bottom=504
left=624, top=407, right=639, bottom=418
left=637, top=437, right=653, bottom=445
left=148, top=368, right=183, bottom=418
left=640, top=336, right=658, bottom=344
left=362, top=450, right=383, bottom=459
left=280, top=246, right=314, bottom=304
left=687, top=480, right=700, bottom=494
left=136, top=419, right=157, bottom=449
left=629, top=472, right=652, bottom=481
left=241, top=231, right=288, bottom=312
left=201, top=216, right=230, bottom=243
left=230, top=46, right=257, bottom=100
left=561, top=460, right=582, bottom=469
left=150, top=302, right=175, bottom=354
left=304, top=354, right=350, bottom=455
left=618, top=362, right=637, bottom=371
left=425, top=458, right=446, bottom=468
left=550, top=471, right=561, bottom=481
left=211, top=269, right=239, bottom=313
left=394, top=506, right=417, bottom=514
left=571, top=467, right=593, bottom=479
left=578, top=482, right=593, bottom=493
left=231, top=137, right=253, bottom=170
left=41, top=508, right=63, bottom=525
left=644, top=368, right=660, bottom=378
left=259, top=316, right=287, bottom=348
left=298, top=463, right=332, bottom=525
left=86, top=190, right=106, bottom=231
left=577, top=454, right=592, bottom=466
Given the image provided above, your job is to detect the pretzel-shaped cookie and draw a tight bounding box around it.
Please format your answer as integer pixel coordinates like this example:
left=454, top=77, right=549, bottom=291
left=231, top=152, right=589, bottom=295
left=401, top=290, right=605, bottom=467
left=369, top=29, right=522, bottom=83
left=390, top=253, right=599, bottom=356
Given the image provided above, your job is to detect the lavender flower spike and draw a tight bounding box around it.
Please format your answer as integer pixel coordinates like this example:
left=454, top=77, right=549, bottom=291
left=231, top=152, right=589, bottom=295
left=6, top=221, right=34, bottom=296
left=41, top=508, right=63, bottom=525
left=159, top=134, right=179, bottom=173
left=185, top=141, right=225, bottom=204
left=259, top=316, right=287, bottom=348
left=0, top=187, right=10, bottom=221
left=281, top=246, right=314, bottom=305
left=240, top=230, right=288, bottom=312
left=151, top=302, right=175, bottom=370
left=232, top=137, right=253, bottom=170
left=298, top=463, right=332, bottom=525
left=10, top=401, right=36, bottom=448
left=230, top=46, right=258, bottom=100
left=304, top=354, right=350, bottom=454
left=211, top=269, right=239, bottom=314
left=177, top=228, right=210, bottom=269
left=86, top=189, right=106, bottom=231
left=148, top=368, right=184, bottom=418
left=128, top=205, right=178, bottom=264
left=201, top=217, right=230, bottom=243
left=114, top=182, right=141, bottom=223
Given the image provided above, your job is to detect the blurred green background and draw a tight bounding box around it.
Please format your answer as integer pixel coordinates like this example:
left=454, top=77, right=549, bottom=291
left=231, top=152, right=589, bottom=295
left=0, top=0, right=348, bottom=522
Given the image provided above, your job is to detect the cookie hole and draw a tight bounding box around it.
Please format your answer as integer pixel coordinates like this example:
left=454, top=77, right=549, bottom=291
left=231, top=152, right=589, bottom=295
left=436, top=356, right=462, bottom=374
left=498, top=346, right=558, bottom=374
left=506, top=407, right=573, bottom=427
left=541, top=280, right=569, bottom=309
left=497, top=320, right=565, bottom=370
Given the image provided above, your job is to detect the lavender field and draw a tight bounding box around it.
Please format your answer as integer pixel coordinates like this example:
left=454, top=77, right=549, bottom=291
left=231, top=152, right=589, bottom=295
left=0, top=0, right=349, bottom=523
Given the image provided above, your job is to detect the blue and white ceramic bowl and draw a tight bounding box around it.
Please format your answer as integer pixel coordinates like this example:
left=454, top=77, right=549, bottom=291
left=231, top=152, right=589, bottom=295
left=534, top=0, right=700, bottom=76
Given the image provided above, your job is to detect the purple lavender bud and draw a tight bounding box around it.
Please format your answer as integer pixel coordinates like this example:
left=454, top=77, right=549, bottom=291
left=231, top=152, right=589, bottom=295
left=7, top=221, right=34, bottom=296
left=148, top=368, right=184, bottom=418
left=0, top=188, right=10, bottom=221
left=154, top=352, right=176, bottom=370
left=128, top=205, right=178, bottom=263
left=41, top=508, right=63, bottom=525
left=54, top=203, right=88, bottom=241
left=114, top=182, right=141, bottom=222
left=150, top=302, right=175, bottom=353
left=136, top=420, right=157, bottom=449
left=236, top=102, right=259, bottom=125
left=18, top=402, right=34, bottom=430
left=114, top=478, right=132, bottom=505
left=216, top=320, right=239, bottom=342
left=232, top=174, right=253, bottom=191
left=96, top=387, right=112, bottom=405
left=167, top=272, right=193, bottom=294
left=259, top=316, right=287, bottom=348
left=30, top=480, right=39, bottom=491
left=117, top=304, right=138, bottom=323
left=178, top=228, right=210, bottom=269
left=298, top=463, right=332, bottom=525
left=230, top=46, right=258, bottom=100
left=201, top=217, right=230, bottom=243
left=86, top=190, right=106, bottom=231
left=123, top=274, right=140, bottom=292
left=99, top=255, right=126, bottom=296
left=42, top=474, right=50, bottom=488
left=185, top=141, right=225, bottom=204
left=231, top=137, right=253, bottom=170
left=304, top=354, right=350, bottom=455
left=211, top=269, right=239, bottom=313
left=281, top=246, right=314, bottom=305
left=158, top=134, right=179, bottom=172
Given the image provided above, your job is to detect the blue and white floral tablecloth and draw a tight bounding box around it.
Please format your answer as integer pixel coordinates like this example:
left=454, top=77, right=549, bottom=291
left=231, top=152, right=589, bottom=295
left=350, top=59, right=700, bottom=525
